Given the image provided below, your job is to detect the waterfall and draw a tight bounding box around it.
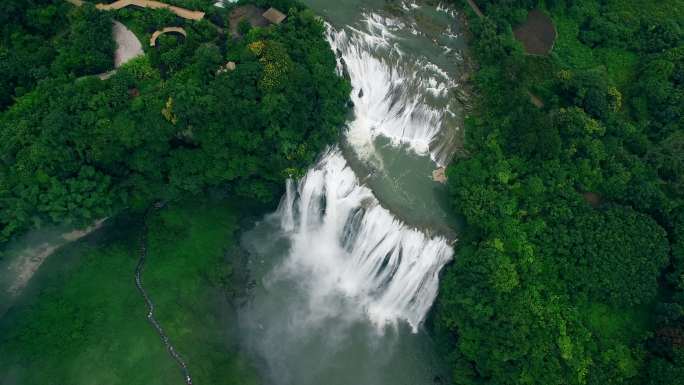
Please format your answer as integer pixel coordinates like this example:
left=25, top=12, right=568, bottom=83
left=233, top=7, right=467, bottom=384
left=274, top=149, right=453, bottom=331
left=326, top=12, right=461, bottom=166
left=261, top=10, right=461, bottom=333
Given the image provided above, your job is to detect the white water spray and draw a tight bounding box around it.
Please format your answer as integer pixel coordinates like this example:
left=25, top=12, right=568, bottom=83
left=263, top=10, right=462, bottom=334
left=275, top=150, right=453, bottom=331
left=326, top=13, right=460, bottom=165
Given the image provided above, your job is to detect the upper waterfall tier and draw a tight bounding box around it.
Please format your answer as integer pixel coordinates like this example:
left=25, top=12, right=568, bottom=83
left=326, top=11, right=463, bottom=166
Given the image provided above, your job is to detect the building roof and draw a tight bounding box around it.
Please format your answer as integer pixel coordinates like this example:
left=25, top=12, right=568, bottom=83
left=262, top=7, right=286, bottom=24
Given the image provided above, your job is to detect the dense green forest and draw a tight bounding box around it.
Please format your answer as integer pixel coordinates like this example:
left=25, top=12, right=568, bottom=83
left=0, top=0, right=350, bottom=246
left=435, top=0, right=683, bottom=384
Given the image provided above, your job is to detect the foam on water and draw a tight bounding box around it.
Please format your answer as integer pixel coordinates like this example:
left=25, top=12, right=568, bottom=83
left=274, top=149, right=453, bottom=331
left=326, top=12, right=459, bottom=165
left=436, top=2, right=459, bottom=18
left=236, top=7, right=464, bottom=384
left=262, top=9, right=462, bottom=334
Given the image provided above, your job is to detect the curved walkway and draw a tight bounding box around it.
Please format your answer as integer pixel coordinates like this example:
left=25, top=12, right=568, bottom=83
left=136, top=208, right=193, bottom=385
left=96, top=0, right=205, bottom=21
left=465, top=0, right=484, bottom=18
left=150, top=27, right=187, bottom=46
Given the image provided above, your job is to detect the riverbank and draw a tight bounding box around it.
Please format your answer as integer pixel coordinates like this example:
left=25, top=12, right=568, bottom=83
left=0, top=220, right=108, bottom=317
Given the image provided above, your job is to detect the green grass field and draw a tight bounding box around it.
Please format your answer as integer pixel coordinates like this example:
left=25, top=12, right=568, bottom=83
left=0, top=199, right=260, bottom=385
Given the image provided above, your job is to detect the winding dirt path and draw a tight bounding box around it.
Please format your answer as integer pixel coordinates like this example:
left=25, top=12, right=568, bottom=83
left=149, top=26, right=187, bottom=46
left=96, top=0, right=205, bottom=21
left=136, top=209, right=193, bottom=385
left=465, top=0, right=484, bottom=18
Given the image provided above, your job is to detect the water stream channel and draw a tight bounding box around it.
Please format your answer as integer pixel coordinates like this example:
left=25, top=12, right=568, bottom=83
left=236, top=1, right=468, bottom=384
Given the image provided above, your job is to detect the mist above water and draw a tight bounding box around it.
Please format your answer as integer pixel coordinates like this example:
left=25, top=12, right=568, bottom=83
left=239, top=173, right=452, bottom=385
left=276, top=150, right=453, bottom=331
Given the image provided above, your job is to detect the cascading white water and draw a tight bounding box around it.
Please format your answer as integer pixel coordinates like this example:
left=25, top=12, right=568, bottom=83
left=262, top=9, right=461, bottom=334
left=274, top=149, right=453, bottom=331
left=327, top=12, right=460, bottom=165
left=237, top=5, right=465, bottom=383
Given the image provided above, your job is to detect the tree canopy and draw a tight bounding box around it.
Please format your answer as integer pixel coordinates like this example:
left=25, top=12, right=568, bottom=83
left=0, top=0, right=350, bottom=244
left=436, top=1, right=683, bottom=384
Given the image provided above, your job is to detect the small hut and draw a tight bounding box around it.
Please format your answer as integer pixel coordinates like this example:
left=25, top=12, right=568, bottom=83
left=262, top=7, right=286, bottom=24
